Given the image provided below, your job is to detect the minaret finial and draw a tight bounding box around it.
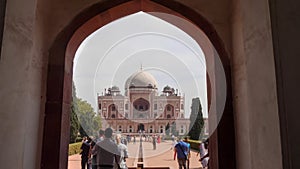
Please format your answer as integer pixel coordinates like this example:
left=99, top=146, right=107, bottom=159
left=140, top=63, right=143, bottom=71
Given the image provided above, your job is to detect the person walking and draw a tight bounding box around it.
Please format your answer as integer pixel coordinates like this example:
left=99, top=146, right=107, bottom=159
left=93, top=128, right=120, bottom=169
left=171, top=137, right=178, bottom=150
left=157, top=135, right=161, bottom=143
left=81, top=137, right=92, bottom=169
left=91, top=130, right=105, bottom=169
left=199, top=139, right=209, bottom=169
left=183, top=137, right=191, bottom=169
left=174, top=138, right=189, bottom=169
left=152, top=135, right=157, bottom=150
left=115, top=135, right=129, bottom=169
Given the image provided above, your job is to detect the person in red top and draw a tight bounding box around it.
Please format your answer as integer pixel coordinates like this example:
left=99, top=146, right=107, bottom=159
left=157, top=135, right=161, bottom=143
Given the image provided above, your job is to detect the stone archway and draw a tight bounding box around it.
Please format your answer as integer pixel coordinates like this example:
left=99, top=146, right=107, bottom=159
left=41, top=0, right=235, bottom=169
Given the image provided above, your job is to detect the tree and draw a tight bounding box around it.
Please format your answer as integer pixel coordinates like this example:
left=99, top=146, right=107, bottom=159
left=165, top=122, right=170, bottom=135
left=70, top=82, right=80, bottom=143
left=171, top=121, right=178, bottom=136
left=93, top=115, right=102, bottom=133
left=76, top=98, right=102, bottom=137
left=70, top=82, right=102, bottom=142
left=188, top=97, right=204, bottom=140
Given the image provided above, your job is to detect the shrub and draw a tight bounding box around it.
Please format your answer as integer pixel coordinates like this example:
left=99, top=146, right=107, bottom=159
left=187, top=139, right=201, bottom=150
left=69, top=142, right=82, bottom=156
left=75, top=136, right=83, bottom=143
left=163, top=135, right=173, bottom=140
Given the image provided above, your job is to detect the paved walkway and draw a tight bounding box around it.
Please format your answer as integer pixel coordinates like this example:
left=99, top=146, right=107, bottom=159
left=68, top=139, right=203, bottom=169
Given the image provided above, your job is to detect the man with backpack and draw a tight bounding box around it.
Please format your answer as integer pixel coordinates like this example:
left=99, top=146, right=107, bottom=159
left=174, top=138, right=190, bottom=169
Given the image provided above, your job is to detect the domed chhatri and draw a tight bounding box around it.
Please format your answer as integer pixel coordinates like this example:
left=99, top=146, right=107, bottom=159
left=125, top=70, right=158, bottom=90
left=111, top=85, right=120, bottom=92
left=163, top=85, right=174, bottom=92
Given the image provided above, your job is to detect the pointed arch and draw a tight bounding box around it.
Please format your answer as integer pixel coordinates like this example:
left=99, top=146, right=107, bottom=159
left=42, top=0, right=235, bottom=168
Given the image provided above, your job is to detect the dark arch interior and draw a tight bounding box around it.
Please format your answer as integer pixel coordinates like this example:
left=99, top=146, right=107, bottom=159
left=138, top=123, right=145, bottom=131
left=133, top=98, right=150, bottom=111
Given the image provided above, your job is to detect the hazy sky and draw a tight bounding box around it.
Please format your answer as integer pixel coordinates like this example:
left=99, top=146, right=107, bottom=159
left=73, top=12, right=208, bottom=117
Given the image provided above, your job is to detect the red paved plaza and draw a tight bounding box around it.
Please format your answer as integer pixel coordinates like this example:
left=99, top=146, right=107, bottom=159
left=68, top=139, right=203, bottom=169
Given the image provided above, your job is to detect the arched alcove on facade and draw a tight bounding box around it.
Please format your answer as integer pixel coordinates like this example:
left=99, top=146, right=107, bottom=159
left=133, top=98, right=150, bottom=111
left=41, top=0, right=235, bottom=169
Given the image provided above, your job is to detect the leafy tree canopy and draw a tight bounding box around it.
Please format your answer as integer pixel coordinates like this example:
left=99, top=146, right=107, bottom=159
left=70, top=83, right=102, bottom=143
left=70, top=82, right=80, bottom=143
left=76, top=98, right=102, bottom=137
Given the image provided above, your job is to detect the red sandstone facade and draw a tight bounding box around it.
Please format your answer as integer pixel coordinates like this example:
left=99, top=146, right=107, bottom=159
left=98, top=70, right=190, bottom=135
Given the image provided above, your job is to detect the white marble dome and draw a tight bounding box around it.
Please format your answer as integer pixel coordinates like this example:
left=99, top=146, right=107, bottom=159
left=125, top=70, right=158, bottom=89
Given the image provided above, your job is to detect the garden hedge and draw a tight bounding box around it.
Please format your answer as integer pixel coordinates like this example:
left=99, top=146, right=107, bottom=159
left=69, top=142, right=82, bottom=156
left=187, top=139, right=201, bottom=150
